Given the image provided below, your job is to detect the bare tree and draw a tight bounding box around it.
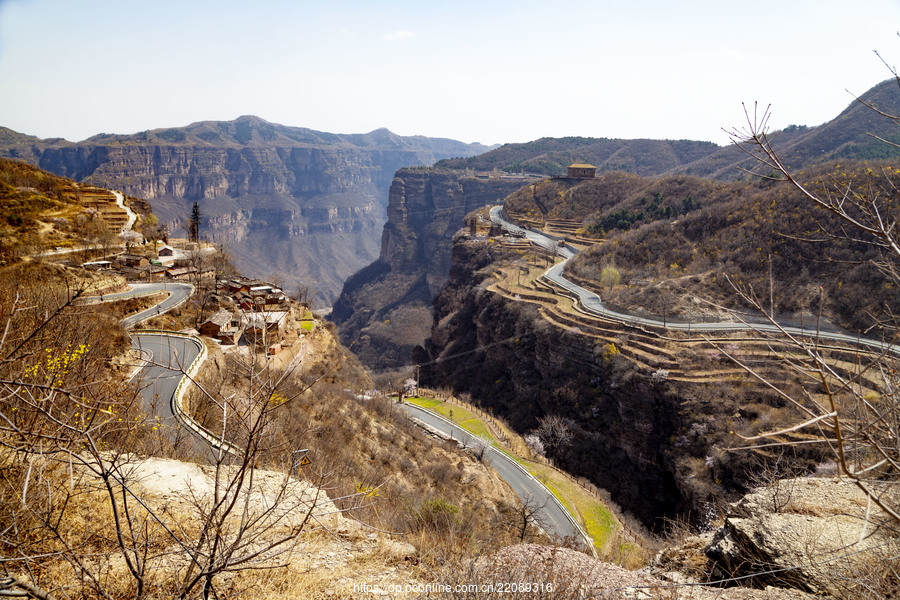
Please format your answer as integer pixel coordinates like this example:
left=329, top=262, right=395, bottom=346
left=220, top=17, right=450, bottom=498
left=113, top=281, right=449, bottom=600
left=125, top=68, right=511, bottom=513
left=725, top=70, right=900, bottom=525
left=0, top=265, right=348, bottom=599
left=536, top=414, right=575, bottom=459
left=186, top=247, right=207, bottom=290
left=512, top=494, right=550, bottom=542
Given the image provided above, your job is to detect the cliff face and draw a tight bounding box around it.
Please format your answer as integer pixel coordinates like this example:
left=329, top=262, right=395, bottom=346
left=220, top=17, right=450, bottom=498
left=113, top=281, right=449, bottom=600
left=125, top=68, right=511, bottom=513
left=0, top=118, right=492, bottom=303
left=416, top=241, right=683, bottom=526
left=331, top=169, right=528, bottom=370
left=417, top=240, right=822, bottom=530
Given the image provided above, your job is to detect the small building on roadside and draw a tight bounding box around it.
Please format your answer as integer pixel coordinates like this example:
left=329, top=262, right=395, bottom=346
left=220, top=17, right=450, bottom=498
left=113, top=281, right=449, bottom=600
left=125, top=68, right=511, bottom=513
left=166, top=267, right=194, bottom=279
left=199, top=309, right=243, bottom=345
left=567, top=163, right=597, bottom=179
left=117, top=253, right=149, bottom=268
left=245, top=311, right=289, bottom=342
left=157, top=245, right=180, bottom=266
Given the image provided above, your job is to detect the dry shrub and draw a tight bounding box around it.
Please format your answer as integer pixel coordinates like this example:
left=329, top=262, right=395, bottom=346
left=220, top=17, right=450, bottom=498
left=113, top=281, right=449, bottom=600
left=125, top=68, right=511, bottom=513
left=434, top=543, right=664, bottom=600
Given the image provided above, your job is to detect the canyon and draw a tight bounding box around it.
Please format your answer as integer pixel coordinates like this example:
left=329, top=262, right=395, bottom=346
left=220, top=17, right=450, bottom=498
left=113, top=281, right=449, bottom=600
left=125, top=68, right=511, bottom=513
left=0, top=116, right=492, bottom=303
left=331, top=169, right=530, bottom=370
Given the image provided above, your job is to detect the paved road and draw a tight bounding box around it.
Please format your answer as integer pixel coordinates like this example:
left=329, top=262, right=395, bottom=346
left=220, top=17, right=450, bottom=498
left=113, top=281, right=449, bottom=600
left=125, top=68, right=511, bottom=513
left=397, top=402, right=590, bottom=551
left=130, top=333, right=202, bottom=422
left=108, top=282, right=194, bottom=329
left=489, top=206, right=900, bottom=356
left=100, top=281, right=198, bottom=425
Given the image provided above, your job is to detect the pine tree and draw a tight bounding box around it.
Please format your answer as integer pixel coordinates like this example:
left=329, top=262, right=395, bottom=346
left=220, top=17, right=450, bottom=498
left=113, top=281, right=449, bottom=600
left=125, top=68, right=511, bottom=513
left=189, top=201, right=201, bottom=243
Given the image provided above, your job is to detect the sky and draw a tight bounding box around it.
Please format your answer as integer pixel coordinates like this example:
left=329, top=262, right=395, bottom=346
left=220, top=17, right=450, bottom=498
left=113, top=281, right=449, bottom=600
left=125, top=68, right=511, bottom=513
left=2, top=0, right=900, bottom=147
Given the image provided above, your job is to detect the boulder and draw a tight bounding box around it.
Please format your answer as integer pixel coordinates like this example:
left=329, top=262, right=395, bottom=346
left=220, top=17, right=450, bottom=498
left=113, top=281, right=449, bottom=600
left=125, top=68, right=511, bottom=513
left=705, top=477, right=899, bottom=597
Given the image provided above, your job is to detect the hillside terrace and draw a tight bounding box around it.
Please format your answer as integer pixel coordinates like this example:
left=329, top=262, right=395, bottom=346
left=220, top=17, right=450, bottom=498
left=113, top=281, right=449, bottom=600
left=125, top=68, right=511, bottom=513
left=474, top=225, right=886, bottom=463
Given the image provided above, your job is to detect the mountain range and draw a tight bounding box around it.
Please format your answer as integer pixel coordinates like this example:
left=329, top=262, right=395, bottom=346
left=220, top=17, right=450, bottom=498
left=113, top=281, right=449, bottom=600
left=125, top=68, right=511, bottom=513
left=2, top=79, right=899, bottom=308
left=437, top=78, right=900, bottom=179
left=0, top=116, right=493, bottom=303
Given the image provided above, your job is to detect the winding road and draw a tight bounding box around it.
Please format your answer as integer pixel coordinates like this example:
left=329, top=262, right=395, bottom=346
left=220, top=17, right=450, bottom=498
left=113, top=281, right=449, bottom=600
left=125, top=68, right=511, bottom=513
left=489, top=206, right=900, bottom=356
left=92, top=281, right=200, bottom=426
left=397, top=402, right=590, bottom=552
left=113, top=279, right=594, bottom=548
left=130, top=333, right=202, bottom=422
left=117, top=282, right=194, bottom=329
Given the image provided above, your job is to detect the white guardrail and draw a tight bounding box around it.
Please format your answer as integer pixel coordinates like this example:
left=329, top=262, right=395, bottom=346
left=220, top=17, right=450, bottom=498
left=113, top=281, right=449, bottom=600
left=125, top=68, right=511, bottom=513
left=135, top=330, right=241, bottom=456
left=404, top=404, right=596, bottom=557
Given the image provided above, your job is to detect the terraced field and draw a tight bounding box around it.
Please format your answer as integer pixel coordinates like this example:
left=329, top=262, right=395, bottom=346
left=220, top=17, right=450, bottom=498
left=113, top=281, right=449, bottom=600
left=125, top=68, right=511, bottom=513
left=482, top=232, right=887, bottom=459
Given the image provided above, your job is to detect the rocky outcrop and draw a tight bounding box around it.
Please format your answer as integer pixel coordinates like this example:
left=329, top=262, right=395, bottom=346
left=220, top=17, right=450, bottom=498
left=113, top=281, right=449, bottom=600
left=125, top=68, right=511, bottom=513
left=652, top=477, right=899, bottom=598
left=331, top=169, right=528, bottom=370
left=470, top=544, right=818, bottom=599
left=416, top=238, right=833, bottom=530
left=378, top=170, right=528, bottom=291
left=704, top=478, right=899, bottom=597
left=0, top=118, right=492, bottom=303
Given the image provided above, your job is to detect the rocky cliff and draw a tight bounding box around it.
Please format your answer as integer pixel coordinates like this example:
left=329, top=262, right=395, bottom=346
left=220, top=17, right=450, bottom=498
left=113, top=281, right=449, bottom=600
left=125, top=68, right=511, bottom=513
left=331, top=169, right=530, bottom=370
left=0, top=117, right=492, bottom=303
left=416, top=239, right=826, bottom=530
left=655, top=477, right=899, bottom=598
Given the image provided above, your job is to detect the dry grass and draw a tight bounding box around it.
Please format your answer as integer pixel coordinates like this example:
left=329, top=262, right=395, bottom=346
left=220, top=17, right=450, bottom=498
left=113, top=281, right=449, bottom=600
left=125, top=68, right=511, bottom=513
left=406, top=394, right=649, bottom=567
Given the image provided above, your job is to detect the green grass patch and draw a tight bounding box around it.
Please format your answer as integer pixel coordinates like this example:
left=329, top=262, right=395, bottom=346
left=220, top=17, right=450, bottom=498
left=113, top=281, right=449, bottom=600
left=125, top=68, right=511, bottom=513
left=300, top=320, right=314, bottom=332
left=457, top=418, right=493, bottom=441
left=404, top=396, right=634, bottom=561
left=408, top=397, right=496, bottom=443
left=406, top=396, right=443, bottom=409
left=511, top=455, right=621, bottom=555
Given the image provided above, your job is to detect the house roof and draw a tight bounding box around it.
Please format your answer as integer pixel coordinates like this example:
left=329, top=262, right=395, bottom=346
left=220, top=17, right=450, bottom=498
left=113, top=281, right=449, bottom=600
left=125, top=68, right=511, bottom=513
left=245, top=311, right=288, bottom=328
left=202, top=309, right=232, bottom=328
left=568, top=163, right=597, bottom=169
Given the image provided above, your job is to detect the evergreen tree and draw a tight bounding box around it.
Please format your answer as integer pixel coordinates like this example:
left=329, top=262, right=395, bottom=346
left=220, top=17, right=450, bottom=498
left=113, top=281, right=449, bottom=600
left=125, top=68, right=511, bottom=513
left=189, top=201, right=201, bottom=243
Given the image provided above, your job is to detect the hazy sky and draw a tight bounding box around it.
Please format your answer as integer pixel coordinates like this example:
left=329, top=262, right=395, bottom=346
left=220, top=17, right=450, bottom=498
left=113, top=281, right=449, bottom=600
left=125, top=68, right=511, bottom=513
left=2, top=0, right=900, bottom=146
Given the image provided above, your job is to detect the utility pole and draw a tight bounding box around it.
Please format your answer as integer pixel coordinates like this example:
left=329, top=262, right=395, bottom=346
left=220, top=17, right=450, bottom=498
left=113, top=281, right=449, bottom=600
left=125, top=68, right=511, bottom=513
left=768, top=253, right=775, bottom=319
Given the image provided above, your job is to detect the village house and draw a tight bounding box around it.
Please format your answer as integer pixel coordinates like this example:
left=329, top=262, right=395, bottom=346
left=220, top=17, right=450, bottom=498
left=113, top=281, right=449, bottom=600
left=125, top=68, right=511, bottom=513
left=214, top=277, right=289, bottom=312
left=166, top=266, right=195, bottom=279
left=244, top=311, right=288, bottom=343
left=567, top=163, right=597, bottom=179
left=156, top=244, right=180, bottom=266
left=223, top=279, right=251, bottom=295
left=117, top=253, right=149, bottom=268
left=139, top=264, right=169, bottom=280
left=199, top=309, right=243, bottom=345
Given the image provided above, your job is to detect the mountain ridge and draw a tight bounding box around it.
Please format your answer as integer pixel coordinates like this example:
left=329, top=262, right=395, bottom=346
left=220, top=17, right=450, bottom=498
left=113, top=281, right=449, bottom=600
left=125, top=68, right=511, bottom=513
left=0, top=117, right=495, bottom=303
left=333, top=77, right=900, bottom=372
left=434, top=78, right=900, bottom=180
left=4, top=116, right=497, bottom=153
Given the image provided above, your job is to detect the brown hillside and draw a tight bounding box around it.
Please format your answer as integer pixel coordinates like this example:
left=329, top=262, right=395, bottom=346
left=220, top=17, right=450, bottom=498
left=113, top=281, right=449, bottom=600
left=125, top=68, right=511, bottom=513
left=500, top=163, right=900, bottom=334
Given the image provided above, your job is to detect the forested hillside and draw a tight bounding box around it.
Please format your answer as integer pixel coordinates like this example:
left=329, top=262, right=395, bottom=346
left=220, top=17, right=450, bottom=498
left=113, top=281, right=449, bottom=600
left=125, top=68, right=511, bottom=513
left=437, top=78, right=900, bottom=181
left=500, top=163, right=900, bottom=334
